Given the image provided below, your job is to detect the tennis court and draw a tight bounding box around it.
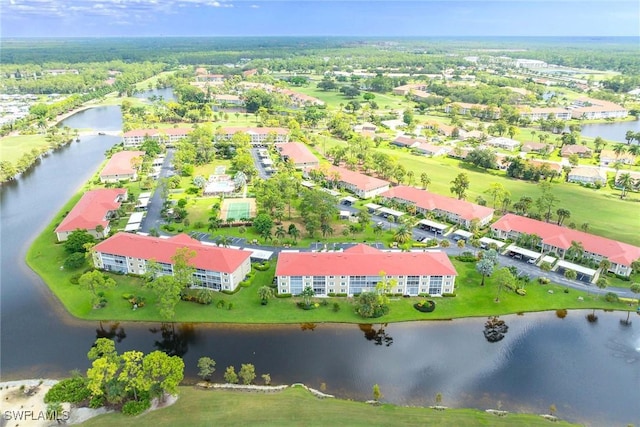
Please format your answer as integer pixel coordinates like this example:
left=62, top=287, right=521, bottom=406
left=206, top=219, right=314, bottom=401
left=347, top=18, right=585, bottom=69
left=221, top=198, right=256, bottom=221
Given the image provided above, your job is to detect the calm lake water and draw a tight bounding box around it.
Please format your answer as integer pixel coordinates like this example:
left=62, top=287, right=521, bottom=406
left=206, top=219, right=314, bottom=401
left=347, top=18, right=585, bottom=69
left=578, top=119, right=640, bottom=143
left=1, top=104, right=639, bottom=426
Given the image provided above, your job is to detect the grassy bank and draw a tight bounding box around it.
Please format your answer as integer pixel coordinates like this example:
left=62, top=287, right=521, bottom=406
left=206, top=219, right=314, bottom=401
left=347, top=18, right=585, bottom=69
left=26, top=194, right=631, bottom=324
left=81, top=385, right=577, bottom=427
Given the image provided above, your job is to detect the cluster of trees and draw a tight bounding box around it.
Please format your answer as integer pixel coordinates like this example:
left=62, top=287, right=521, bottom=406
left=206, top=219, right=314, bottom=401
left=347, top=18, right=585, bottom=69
left=430, top=82, right=522, bottom=107
left=298, top=188, right=339, bottom=238
left=197, top=356, right=270, bottom=386
left=506, top=157, right=560, bottom=182
left=84, top=338, right=182, bottom=415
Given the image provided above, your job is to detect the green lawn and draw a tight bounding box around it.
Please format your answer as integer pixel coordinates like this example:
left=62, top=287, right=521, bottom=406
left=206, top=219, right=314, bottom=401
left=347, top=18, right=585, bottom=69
left=81, top=385, right=578, bottom=427
left=0, top=133, right=48, bottom=163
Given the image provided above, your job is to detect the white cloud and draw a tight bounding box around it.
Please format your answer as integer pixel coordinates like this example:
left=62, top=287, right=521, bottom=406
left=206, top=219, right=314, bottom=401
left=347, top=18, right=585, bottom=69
left=3, top=0, right=236, bottom=21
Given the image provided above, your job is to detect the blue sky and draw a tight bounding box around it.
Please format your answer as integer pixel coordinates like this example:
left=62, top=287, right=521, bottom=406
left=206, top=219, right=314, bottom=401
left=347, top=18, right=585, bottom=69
left=1, top=0, right=639, bottom=38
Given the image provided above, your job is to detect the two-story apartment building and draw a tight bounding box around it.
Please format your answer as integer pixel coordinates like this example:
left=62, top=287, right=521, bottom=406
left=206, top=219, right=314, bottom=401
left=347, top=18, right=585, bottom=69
left=99, top=151, right=145, bottom=183
left=380, top=186, right=494, bottom=228
left=517, top=107, right=572, bottom=121
left=55, top=188, right=127, bottom=241
left=122, top=128, right=192, bottom=148
left=275, top=244, right=457, bottom=296
left=322, top=165, right=390, bottom=199
left=491, top=214, right=640, bottom=277
left=215, top=127, right=290, bottom=145
left=92, top=233, right=252, bottom=291
left=275, top=142, right=319, bottom=169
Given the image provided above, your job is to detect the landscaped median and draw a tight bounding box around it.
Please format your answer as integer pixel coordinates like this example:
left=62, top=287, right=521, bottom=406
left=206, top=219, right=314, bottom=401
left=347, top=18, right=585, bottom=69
left=78, top=385, right=579, bottom=427
left=26, top=197, right=633, bottom=324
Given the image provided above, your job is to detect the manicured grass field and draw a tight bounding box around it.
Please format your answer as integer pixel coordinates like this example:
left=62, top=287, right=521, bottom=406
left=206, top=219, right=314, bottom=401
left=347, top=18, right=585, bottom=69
left=81, top=385, right=578, bottom=427
left=0, top=133, right=48, bottom=163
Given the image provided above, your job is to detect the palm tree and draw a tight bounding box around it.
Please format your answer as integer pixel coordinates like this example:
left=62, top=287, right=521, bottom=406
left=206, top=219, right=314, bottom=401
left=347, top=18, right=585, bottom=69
left=208, top=217, right=222, bottom=232
left=627, top=144, right=640, bottom=157
left=406, top=170, right=415, bottom=186
left=216, top=235, right=232, bottom=247
left=566, top=240, right=584, bottom=261
left=613, top=143, right=627, bottom=159
left=420, top=172, right=431, bottom=190
left=275, top=226, right=286, bottom=240
left=373, top=222, right=384, bottom=236
left=393, top=224, right=412, bottom=244
left=616, top=172, right=633, bottom=199
left=287, top=224, right=300, bottom=243
left=598, top=259, right=611, bottom=273
left=257, top=286, right=274, bottom=305
left=556, top=208, right=571, bottom=226
left=321, top=223, right=334, bottom=238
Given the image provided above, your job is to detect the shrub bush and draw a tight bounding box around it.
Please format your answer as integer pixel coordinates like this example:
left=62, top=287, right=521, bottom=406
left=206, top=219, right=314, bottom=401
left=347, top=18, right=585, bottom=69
left=605, top=292, right=620, bottom=303
left=89, top=395, right=105, bottom=409
left=332, top=302, right=341, bottom=312
left=455, top=252, right=477, bottom=262
left=216, top=299, right=226, bottom=309
left=276, top=293, right=292, bottom=298
left=414, top=300, right=436, bottom=313
left=69, top=273, right=82, bottom=285
left=254, top=262, right=271, bottom=271
left=122, top=399, right=150, bottom=416
left=516, top=288, right=527, bottom=296
left=44, top=377, right=91, bottom=404
left=538, top=277, right=551, bottom=285
left=442, top=292, right=457, bottom=297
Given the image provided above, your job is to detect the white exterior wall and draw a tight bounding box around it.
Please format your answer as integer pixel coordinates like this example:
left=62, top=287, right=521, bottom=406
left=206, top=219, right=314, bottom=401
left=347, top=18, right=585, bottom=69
left=93, top=251, right=251, bottom=291
left=277, top=274, right=456, bottom=296
left=99, top=172, right=137, bottom=183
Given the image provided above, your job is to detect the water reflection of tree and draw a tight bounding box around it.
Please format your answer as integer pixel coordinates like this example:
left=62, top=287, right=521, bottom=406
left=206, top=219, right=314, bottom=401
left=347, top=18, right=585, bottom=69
left=95, top=321, right=126, bottom=342
left=149, top=323, right=196, bottom=357
left=300, top=323, right=317, bottom=331
left=359, top=323, right=393, bottom=347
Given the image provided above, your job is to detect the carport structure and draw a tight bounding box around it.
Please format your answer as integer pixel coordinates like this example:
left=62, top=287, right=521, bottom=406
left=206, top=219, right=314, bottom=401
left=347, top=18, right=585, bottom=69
left=554, top=260, right=596, bottom=283
left=505, top=244, right=542, bottom=262
left=376, top=207, right=405, bottom=222
left=417, top=219, right=448, bottom=234
left=479, top=237, right=505, bottom=249
left=452, top=229, right=473, bottom=241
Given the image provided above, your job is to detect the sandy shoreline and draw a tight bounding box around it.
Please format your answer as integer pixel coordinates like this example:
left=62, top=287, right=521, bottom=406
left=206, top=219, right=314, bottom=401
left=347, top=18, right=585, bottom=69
left=0, top=379, right=110, bottom=427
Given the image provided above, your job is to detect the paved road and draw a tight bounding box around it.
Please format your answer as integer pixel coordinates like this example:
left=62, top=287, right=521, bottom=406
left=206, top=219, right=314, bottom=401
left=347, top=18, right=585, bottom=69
left=250, top=147, right=271, bottom=179
left=139, top=148, right=175, bottom=234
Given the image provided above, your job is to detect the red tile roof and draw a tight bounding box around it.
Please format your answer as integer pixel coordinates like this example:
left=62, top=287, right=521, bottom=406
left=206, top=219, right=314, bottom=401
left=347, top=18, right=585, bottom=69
left=276, top=245, right=457, bottom=276
left=276, top=142, right=318, bottom=165
left=381, top=186, right=494, bottom=222
left=324, top=165, right=390, bottom=191
left=100, top=151, right=144, bottom=177
left=491, top=214, right=640, bottom=267
left=55, top=189, right=126, bottom=233
left=94, top=233, right=252, bottom=273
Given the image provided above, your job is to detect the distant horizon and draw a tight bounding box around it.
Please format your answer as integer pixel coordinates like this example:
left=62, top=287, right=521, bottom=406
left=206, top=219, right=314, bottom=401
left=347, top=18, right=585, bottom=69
left=2, top=35, right=638, bottom=40
left=2, top=1, right=638, bottom=38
